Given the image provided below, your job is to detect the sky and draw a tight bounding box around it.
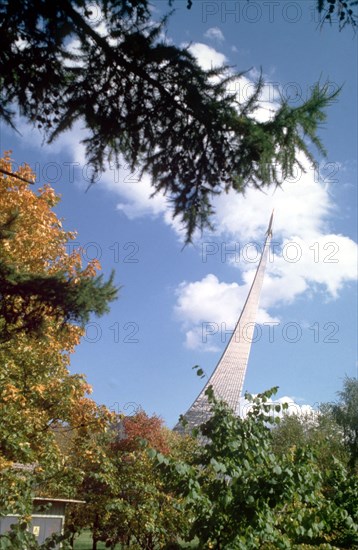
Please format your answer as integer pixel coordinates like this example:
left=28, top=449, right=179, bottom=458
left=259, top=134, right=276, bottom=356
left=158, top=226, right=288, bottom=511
left=0, top=0, right=357, bottom=427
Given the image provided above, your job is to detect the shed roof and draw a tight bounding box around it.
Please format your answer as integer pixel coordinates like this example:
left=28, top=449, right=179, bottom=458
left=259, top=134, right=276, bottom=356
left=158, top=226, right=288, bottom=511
left=34, top=497, right=85, bottom=504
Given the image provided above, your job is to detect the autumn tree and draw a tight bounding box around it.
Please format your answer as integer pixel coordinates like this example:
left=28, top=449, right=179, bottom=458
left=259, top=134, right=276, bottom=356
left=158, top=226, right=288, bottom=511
left=66, top=410, right=193, bottom=550
left=113, top=409, right=174, bottom=454
left=0, top=0, right=342, bottom=241
left=0, top=153, right=116, bottom=521
left=0, top=156, right=117, bottom=340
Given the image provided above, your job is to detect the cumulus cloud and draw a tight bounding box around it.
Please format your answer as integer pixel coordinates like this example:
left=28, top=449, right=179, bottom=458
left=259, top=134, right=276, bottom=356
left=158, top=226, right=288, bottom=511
left=15, top=40, right=356, bottom=333
left=175, top=233, right=356, bottom=349
left=187, top=42, right=227, bottom=70
left=175, top=232, right=356, bottom=350
left=237, top=395, right=316, bottom=419
left=175, top=273, right=279, bottom=351
left=174, top=149, right=357, bottom=350
left=15, top=117, right=171, bottom=221
left=212, top=155, right=332, bottom=242
left=204, top=27, right=225, bottom=42
left=108, top=170, right=168, bottom=219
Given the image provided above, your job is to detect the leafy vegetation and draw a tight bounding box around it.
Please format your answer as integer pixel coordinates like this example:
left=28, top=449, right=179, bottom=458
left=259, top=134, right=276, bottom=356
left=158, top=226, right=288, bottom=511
left=0, top=175, right=356, bottom=547
left=329, top=376, right=358, bottom=469
left=65, top=411, right=193, bottom=549
left=152, top=386, right=358, bottom=549
left=0, top=154, right=116, bottom=523
left=0, top=155, right=117, bottom=339
left=0, top=0, right=357, bottom=528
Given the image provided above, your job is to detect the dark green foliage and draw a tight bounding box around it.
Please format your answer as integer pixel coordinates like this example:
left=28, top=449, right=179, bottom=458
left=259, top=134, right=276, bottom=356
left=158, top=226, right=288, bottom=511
left=152, top=387, right=358, bottom=548
left=0, top=214, right=117, bottom=340
left=323, top=463, right=358, bottom=548
left=0, top=260, right=117, bottom=339
left=316, top=0, right=358, bottom=30
left=0, top=0, right=340, bottom=241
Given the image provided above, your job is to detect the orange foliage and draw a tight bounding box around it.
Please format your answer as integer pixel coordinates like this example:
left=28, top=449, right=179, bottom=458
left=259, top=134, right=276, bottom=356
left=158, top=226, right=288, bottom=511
left=0, top=153, right=113, bottom=508
left=115, top=411, right=172, bottom=455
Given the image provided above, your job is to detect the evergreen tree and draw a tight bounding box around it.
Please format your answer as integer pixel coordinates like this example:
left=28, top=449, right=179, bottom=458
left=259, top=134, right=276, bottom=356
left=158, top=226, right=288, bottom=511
left=317, top=0, right=357, bottom=30
left=0, top=0, right=344, bottom=241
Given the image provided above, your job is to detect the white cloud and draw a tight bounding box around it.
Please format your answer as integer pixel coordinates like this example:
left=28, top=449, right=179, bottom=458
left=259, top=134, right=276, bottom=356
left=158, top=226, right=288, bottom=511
left=263, top=234, right=357, bottom=303
left=174, top=150, right=357, bottom=350
left=237, top=395, right=316, bottom=418
left=108, top=170, right=168, bottom=219
left=184, top=327, right=221, bottom=353
left=186, top=44, right=277, bottom=124
left=14, top=40, right=356, bottom=331
left=204, top=27, right=225, bottom=42
left=212, top=155, right=333, bottom=242
left=175, top=273, right=279, bottom=351
left=175, top=223, right=357, bottom=349
left=187, top=42, right=227, bottom=70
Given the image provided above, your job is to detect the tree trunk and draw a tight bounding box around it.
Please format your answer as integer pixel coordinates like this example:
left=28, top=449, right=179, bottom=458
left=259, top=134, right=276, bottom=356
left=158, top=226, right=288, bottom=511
left=92, top=513, right=100, bottom=550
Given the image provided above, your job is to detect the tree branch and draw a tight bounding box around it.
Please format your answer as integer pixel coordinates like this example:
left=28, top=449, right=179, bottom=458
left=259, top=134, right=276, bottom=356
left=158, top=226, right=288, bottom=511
left=0, top=167, right=35, bottom=185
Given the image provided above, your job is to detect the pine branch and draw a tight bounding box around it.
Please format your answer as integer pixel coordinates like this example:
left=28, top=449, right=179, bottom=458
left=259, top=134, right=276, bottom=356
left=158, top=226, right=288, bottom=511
left=0, top=1, right=343, bottom=241
left=0, top=261, right=118, bottom=340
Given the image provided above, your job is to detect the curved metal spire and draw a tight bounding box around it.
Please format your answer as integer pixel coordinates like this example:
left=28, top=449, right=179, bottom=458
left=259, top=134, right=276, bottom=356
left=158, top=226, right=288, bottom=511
left=175, top=212, right=274, bottom=432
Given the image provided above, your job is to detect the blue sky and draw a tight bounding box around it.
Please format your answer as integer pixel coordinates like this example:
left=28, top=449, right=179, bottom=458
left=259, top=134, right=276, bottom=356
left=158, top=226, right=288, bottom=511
left=0, top=1, right=357, bottom=427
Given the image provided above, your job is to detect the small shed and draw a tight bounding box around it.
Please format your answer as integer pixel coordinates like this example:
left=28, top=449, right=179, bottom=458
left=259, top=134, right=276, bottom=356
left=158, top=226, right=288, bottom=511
left=0, top=497, right=84, bottom=548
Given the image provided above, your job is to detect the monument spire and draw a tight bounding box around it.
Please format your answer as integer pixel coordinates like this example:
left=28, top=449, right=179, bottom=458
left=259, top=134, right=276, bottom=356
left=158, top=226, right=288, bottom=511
left=175, top=212, right=274, bottom=431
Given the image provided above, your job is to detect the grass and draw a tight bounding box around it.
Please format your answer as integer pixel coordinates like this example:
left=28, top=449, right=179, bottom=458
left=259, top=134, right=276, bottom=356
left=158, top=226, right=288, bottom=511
left=73, top=529, right=121, bottom=549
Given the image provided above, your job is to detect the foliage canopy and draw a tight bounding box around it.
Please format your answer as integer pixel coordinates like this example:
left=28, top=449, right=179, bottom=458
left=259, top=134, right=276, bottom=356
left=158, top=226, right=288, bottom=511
left=153, top=387, right=358, bottom=549
left=0, top=155, right=116, bottom=523
left=0, top=154, right=117, bottom=339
